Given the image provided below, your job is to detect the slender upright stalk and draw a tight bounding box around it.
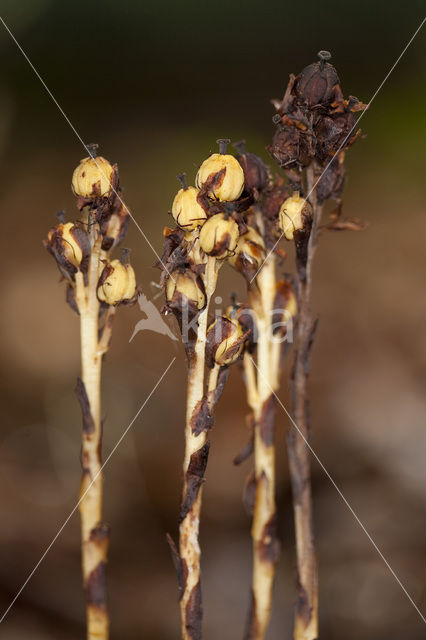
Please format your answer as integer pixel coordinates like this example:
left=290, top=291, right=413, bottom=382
left=74, top=222, right=110, bottom=640
left=287, top=165, right=322, bottom=640
left=45, top=151, right=136, bottom=639
left=243, top=253, right=279, bottom=640
left=179, top=256, right=218, bottom=639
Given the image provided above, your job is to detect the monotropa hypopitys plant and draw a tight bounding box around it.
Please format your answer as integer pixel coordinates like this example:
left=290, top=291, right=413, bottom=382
left=160, top=139, right=253, bottom=639
left=268, top=51, right=365, bottom=640
left=44, top=145, right=137, bottom=640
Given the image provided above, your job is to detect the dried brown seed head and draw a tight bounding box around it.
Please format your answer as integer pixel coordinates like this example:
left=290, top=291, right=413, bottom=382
left=172, top=186, right=207, bottom=231
left=199, top=213, right=239, bottom=259
left=278, top=192, right=313, bottom=240
left=97, top=259, right=136, bottom=305
left=294, top=51, right=340, bottom=107
left=72, top=155, right=114, bottom=199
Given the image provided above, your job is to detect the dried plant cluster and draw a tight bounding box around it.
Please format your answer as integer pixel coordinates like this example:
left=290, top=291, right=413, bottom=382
left=44, top=145, right=137, bottom=640
left=161, top=52, right=364, bottom=640
left=42, top=50, right=363, bottom=640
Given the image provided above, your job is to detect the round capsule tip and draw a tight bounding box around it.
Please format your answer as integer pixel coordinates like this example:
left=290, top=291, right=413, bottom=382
left=318, top=50, right=332, bottom=61
left=177, top=173, right=188, bottom=190
left=86, top=143, right=99, bottom=158
left=216, top=138, right=231, bottom=154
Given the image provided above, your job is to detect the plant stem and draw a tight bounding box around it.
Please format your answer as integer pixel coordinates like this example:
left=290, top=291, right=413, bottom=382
left=287, top=164, right=321, bottom=640
left=179, top=256, right=218, bottom=640
left=244, top=253, right=279, bottom=640
left=75, top=224, right=110, bottom=640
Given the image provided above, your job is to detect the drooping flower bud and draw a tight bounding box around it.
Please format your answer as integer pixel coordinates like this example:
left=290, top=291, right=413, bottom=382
left=199, top=213, right=239, bottom=259
left=206, top=314, right=246, bottom=367
left=97, top=258, right=136, bottom=305
left=165, top=269, right=206, bottom=313
left=278, top=192, right=313, bottom=240
left=72, top=146, right=114, bottom=199
left=233, top=140, right=269, bottom=193
left=171, top=175, right=207, bottom=230
left=225, top=301, right=257, bottom=351
left=195, top=139, right=245, bottom=202
left=229, top=226, right=265, bottom=278
left=100, top=201, right=130, bottom=250
left=44, top=219, right=90, bottom=280
left=184, top=231, right=207, bottom=268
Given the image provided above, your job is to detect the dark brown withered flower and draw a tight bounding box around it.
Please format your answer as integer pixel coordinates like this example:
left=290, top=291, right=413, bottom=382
left=294, top=50, right=341, bottom=108
left=233, top=140, right=270, bottom=193
left=261, top=176, right=289, bottom=220
left=315, top=152, right=346, bottom=203
left=268, top=122, right=312, bottom=170
left=269, top=51, right=366, bottom=173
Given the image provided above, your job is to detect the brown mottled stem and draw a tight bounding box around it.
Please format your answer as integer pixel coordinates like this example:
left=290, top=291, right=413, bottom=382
left=179, top=256, right=218, bottom=640
left=243, top=251, right=279, bottom=640
left=288, top=164, right=321, bottom=640
left=74, top=220, right=110, bottom=640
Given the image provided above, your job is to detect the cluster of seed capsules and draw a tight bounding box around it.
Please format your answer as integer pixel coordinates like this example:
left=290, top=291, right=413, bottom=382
left=160, top=138, right=308, bottom=363
left=44, top=148, right=137, bottom=308
left=269, top=50, right=366, bottom=202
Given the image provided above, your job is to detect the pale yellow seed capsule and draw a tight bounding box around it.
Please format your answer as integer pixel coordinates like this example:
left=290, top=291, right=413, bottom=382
left=196, top=153, right=245, bottom=201
left=207, top=316, right=244, bottom=365
left=184, top=231, right=207, bottom=267
left=278, top=192, right=312, bottom=240
left=61, top=222, right=83, bottom=266
left=199, top=213, right=239, bottom=259
left=72, top=156, right=114, bottom=198
left=97, top=259, right=136, bottom=305
left=171, top=186, right=207, bottom=230
left=228, top=226, right=265, bottom=269
left=166, top=270, right=206, bottom=310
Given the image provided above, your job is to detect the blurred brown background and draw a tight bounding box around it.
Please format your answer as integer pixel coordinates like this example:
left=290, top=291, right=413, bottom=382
left=0, top=1, right=425, bottom=638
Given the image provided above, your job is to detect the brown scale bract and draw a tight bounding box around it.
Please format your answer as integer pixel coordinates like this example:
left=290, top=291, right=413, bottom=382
left=166, top=533, right=188, bottom=601
left=179, top=442, right=210, bottom=523
left=190, top=396, right=214, bottom=436
left=75, top=377, right=95, bottom=435
left=86, top=562, right=107, bottom=610
left=259, top=395, right=276, bottom=447
left=185, top=580, right=202, bottom=640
